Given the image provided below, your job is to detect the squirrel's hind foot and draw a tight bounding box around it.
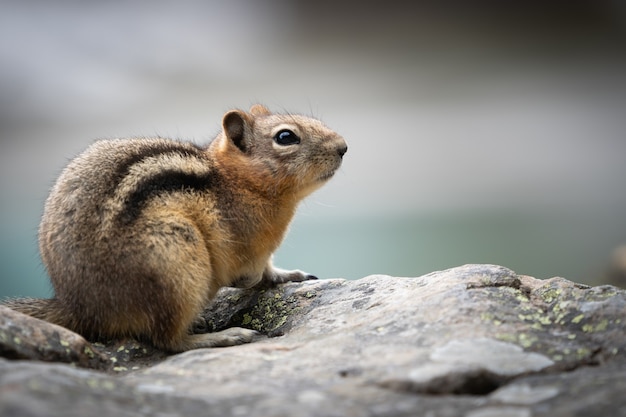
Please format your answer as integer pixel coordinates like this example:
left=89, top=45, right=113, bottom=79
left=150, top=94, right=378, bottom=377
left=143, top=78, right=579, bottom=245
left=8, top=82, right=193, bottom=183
left=172, top=327, right=262, bottom=352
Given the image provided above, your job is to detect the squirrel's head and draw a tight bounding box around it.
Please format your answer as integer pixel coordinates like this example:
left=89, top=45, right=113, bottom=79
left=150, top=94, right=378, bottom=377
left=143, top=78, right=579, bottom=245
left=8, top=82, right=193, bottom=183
left=213, top=104, right=347, bottom=199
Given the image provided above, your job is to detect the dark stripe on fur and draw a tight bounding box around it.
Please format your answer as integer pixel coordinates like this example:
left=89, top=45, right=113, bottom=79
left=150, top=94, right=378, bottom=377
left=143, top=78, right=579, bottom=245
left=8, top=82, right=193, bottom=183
left=107, top=141, right=206, bottom=198
left=118, top=169, right=219, bottom=225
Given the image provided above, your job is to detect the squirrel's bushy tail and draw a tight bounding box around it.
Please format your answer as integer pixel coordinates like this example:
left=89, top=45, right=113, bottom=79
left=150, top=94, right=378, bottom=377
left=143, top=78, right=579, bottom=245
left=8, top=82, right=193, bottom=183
left=2, top=298, right=73, bottom=330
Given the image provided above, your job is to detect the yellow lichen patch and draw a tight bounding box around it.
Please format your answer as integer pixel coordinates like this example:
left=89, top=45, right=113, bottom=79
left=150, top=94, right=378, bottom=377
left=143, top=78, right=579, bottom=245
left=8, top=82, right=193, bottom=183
left=495, top=332, right=539, bottom=349
left=576, top=347, right=592, bottom=360
left=226, top=292, right=242, bottom=303
left=538, top=288, right=562, bottom=304
left=598, top=319, right=611, bottom=332
left=480, top=312, right=502, bottom=326
left=495, top=332, right=518, bottom=344
left=86, top=378, right=116, bottom=390
left=530, top=322, right=543, bottom=331
left=582, top=319, right=609, bottom=333
left=517, top=313, right=552, bottom=327
left=514, top=292, right=530, bottom=304
left=552, top=300, right=573, bottom=325
left=83, top=346, right=95, bottom=358
left=517, top=333, right=538, bottom=349
left=240, top=288, right=299, bottom=334
left=571, top=314, right=585, bottom=324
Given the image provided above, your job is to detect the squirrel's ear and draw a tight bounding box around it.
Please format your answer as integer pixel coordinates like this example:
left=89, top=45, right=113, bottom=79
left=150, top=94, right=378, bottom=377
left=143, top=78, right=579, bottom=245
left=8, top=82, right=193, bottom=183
left=249, top=104, right=271, bottom=116
left=222, top=110, right=251, bottom=152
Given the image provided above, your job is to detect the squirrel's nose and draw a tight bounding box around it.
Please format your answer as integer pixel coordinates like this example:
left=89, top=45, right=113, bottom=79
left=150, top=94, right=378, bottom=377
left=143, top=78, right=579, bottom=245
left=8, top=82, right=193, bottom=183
left=337, top=145, right=348, bottom=158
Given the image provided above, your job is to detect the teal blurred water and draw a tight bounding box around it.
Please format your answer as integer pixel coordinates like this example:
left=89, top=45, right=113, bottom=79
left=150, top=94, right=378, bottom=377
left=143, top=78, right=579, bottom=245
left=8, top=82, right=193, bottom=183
left=3, top=206, right=622, bottom=299
left=275, top=208, right=624, bottom=285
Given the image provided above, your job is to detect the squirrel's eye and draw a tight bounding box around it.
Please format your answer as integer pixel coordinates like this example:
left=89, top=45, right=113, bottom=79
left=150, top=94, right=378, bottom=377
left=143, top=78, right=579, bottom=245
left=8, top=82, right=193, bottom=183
left=274, top=129, right=301, bottom=146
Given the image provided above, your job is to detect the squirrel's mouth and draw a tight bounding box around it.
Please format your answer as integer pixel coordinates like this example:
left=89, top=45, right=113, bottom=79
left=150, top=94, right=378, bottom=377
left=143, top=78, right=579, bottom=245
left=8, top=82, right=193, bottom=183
left=316, top=169, right=337, bottom=183
left=314, top=156, right=343, bottom=183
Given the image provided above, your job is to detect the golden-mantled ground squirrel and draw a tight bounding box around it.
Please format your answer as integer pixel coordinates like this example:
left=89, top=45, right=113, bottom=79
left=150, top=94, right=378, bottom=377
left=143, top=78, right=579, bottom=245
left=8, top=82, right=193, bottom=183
left=5, top=104, right=347, bottom=352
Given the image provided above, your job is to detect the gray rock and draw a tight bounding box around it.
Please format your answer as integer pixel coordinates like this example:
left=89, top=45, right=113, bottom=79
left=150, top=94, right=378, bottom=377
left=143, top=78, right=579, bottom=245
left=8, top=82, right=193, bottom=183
left=0, top=306, right=109, bottom=369
left=1, top=264, right=625, bottom=416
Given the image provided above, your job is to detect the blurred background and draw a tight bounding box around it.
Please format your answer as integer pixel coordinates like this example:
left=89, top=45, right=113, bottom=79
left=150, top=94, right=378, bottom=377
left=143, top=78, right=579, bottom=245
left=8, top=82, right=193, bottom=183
left=1, top=0, right=625, bottom=298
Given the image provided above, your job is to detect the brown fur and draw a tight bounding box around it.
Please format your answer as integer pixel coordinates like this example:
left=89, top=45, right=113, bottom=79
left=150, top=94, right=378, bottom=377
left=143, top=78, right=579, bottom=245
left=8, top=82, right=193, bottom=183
left=5, top=105, right=347, bottom=352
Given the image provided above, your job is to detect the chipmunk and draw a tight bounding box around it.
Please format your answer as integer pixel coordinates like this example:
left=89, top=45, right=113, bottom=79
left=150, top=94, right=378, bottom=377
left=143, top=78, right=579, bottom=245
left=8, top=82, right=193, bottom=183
left=5, top=104, right=347, bottom=352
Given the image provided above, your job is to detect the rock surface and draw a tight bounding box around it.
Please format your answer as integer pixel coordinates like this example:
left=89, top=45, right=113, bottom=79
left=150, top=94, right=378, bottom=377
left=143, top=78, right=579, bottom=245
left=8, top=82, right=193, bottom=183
left=1, top=264, right=626, bottom=416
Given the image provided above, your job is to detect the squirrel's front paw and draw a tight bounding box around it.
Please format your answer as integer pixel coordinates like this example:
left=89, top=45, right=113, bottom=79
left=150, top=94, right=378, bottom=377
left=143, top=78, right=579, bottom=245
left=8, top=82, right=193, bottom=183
left=265, top=267, right=318, bottom=284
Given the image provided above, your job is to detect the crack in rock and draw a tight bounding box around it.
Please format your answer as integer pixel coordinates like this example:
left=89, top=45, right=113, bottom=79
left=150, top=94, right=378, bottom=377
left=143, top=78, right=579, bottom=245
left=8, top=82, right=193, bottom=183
left=378, top=338, right=554, bottom=395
